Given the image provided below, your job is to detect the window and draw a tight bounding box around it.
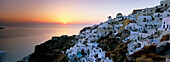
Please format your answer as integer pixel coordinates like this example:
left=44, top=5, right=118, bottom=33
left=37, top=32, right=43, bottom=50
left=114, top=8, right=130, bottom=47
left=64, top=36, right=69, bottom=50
left=143, top=10, right=146, bottom=12
left=143, top=14, right=146, bottom=16
left=145, top=24, right=147, bottom=27
left=161, top=4, right=163, bottom=6
left=158, top=14, right=160, bottom=17
left=143, top=18, right=146, bottom=22
left=160, top=18, right=163, bottom=20
left=167, top=25, right=169, bottom=28
left=165, top=4, right=168, bottom=7
left=163, top=25, right=165, bottom=29
left=103, top=27, right=106, bottom=29
left=151, top=10, right=152, bottom=12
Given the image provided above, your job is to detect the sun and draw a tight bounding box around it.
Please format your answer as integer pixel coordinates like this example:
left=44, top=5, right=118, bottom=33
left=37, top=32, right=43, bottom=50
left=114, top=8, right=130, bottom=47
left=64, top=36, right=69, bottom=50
left=63, top=22, right=66, bottom=24
left=56, top=15, right=73, bottom=25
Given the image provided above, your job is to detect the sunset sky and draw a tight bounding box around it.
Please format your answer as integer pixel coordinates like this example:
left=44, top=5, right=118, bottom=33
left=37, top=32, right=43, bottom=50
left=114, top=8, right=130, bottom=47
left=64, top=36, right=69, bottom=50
left=0, top=0, right=162, bottom=25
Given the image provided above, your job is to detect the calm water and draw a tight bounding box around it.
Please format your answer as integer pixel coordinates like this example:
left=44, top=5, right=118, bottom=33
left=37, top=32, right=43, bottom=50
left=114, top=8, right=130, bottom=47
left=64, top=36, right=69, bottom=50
left=0, top=24, right=91, bottom=62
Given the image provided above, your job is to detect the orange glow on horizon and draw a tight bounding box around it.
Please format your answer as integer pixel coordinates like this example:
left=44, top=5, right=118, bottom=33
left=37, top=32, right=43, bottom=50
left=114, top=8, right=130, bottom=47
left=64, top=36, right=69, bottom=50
left=0, top=0, right=162, bottom=25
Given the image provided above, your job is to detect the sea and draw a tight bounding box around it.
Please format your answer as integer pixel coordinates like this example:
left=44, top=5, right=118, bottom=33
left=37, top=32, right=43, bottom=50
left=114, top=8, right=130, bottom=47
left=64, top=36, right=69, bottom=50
left=0, top=24, right=91, bottom=62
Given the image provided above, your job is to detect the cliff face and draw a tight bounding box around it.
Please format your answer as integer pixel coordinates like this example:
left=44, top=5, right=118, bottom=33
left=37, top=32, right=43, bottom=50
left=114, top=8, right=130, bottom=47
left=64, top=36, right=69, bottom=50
left=28, top=35, right=76, bottom=62
left=98, top=35, right=130, bottom=62
left=96, top=29, right=130, bottom=62
left=106, top=41, right=131, bottom=62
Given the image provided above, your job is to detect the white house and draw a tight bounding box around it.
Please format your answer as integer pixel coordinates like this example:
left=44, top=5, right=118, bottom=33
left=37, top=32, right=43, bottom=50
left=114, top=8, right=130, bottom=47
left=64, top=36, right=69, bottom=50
left=142, top=7, right=155, bottom=16
left=138, top=33, right=151, bottom=39
left=153, top=13, right=163, bottom=22
left=114, top=24, right=123, bottom=30
left=137, top=16, right=153, bottom=22
left=163, top=7, right=170, bottom=17
left=132, top=9, right=143, bottom=14
left=98, top=23, right=113, bottom=29
left=160, top=0, right=170, bottom=7
left=128, top=14, right=136, bottom=21
left=67, top=42, right=111, bottom=62
left=154, top=13, right=163, bottom=18
left=127, top=41, right=145, bottom=55
left=158, top=16, right=170, bottom=31
left=125, top=23, right=145, bottom=32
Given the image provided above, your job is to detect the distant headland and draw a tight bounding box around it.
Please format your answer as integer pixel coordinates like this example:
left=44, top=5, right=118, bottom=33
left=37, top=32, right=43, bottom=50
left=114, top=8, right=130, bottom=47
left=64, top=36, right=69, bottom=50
left=0, top=26, right=4, bottom=29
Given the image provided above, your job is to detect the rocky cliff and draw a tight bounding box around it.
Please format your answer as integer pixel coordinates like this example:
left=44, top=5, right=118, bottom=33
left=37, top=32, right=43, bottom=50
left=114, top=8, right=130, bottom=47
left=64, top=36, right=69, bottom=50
left=20, top=35, right=76, bottom=62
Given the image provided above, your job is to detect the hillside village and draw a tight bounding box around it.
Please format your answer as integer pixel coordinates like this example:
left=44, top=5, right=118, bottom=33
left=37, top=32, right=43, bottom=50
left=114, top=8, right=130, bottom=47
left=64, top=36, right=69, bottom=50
left=20, top=0, right=170, bottom=62
left=65, top=0, right=170, bottom=61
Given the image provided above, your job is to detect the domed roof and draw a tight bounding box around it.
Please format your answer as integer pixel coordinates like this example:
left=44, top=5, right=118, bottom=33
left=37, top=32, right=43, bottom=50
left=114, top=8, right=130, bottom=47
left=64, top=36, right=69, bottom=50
left=108, top=16, right=112, bottom=18
left=117, top=13, right=123, bottom=15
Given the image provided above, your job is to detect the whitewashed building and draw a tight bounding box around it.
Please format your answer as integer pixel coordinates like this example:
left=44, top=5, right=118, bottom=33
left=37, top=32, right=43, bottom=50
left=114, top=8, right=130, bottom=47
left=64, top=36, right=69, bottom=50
left=132, top=9, right=143, bottom=14
left=128, top=14, right=136, bottom=21
left=125, top=23, right=145, bottom=32
left=137, top=16, right=153, bottom=22
left=142, top=7, right=155, bottom=16
left=160, top=0, right=170, bottom=7
left=154, top=13, right=163, bottom=18
left=114, top=24, right=123, bottom=30
left=163, top=7, right=170, bottom=17
left=67, top=42, right=112, bottom=62
left=158, top=17, right=170, bottom=31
